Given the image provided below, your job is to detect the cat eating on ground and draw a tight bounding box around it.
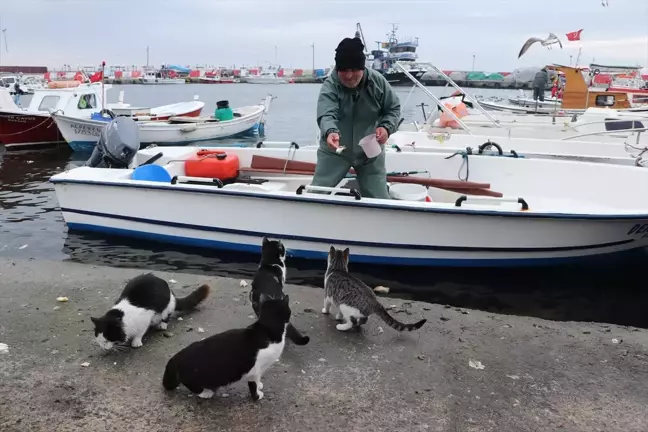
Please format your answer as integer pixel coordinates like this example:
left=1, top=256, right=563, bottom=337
left=322, top=246, right=427, bottom=332
left=162, top=293, right=290, bottom=401
left=249, top=236, right=310, bottom=345
left=90, top=273, right=210, bottom=350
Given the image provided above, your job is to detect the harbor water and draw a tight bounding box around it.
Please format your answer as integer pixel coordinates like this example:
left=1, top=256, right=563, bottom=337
left=1, top=83, right=647, bottom=328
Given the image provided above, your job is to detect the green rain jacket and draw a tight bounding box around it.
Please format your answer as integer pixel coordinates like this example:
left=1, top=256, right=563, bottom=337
left=316, top=68, right=401, bottom=162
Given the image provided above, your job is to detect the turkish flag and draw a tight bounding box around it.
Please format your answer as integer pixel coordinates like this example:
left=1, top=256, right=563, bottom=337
left=89, top=71, right=104, bottom=83
left=566, top=29, right=583, bottom=41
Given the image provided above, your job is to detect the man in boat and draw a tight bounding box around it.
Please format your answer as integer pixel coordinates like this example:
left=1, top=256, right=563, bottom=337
left=12, top=82, right=26, bottom=107
left=532, top=67, right=549, bottom=102
left=313, top=37, right=401, bottom=199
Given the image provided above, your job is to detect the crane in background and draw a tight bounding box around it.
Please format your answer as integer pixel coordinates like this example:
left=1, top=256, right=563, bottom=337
left=355, top=22, right=369, bottom=54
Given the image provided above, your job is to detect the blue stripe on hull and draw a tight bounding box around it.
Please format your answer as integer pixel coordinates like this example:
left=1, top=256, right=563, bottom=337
left=67, top=124, right=262, bottom=152
left=68, top=140, right=99, bottom=152
left=65, top=222, right=640, bottom=268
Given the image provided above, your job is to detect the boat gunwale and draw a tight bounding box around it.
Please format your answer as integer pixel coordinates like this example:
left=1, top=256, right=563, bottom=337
left=49, top=176, right=648, bottom=220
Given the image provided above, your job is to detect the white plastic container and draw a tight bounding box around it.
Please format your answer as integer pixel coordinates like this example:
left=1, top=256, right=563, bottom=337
left=388, top=183, right=429, bottom=201
left=358, top=134, right=382, bottom=158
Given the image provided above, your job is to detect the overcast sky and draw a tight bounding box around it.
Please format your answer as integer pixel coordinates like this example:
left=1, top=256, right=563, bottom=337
left=1, top=0, right=647, bottom=72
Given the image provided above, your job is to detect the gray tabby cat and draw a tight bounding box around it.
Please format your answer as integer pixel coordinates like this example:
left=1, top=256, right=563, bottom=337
left=322, top=246, right=427, bottom=332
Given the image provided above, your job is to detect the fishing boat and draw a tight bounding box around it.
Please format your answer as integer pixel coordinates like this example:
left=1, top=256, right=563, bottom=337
left=141, top=70, right=186, bottom=85
left=396, top=62, right=648, bottom=144
left=49, top=141, right=648, bottom=267
left=386, top=130, right=648, bottom=167
left=53, top=95, right=270, bottom=151
left=135, top=97, right=271, bottom=146
left=245, top=71, right=286, bottom=84
left=0, top=82, right=114, bottom=150
left=507, top=91, right=562, bottom=110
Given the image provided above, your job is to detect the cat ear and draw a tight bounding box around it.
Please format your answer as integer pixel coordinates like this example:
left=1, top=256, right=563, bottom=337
left=343, top=248, right=350, bottom=260
left=262, top=236, right=269, bottom=245
left=329, top=246, right=335, bottom=255
left=90, top=317, right=100, bottom=325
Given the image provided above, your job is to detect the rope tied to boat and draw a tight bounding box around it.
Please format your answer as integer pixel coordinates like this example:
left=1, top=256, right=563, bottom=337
left=444, top=148, right=472, bottom=181
left=0, top=115, right=55, bottom=136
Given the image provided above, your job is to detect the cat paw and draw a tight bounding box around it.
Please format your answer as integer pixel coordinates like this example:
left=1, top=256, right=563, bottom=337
left=335, top=312, right=343, bottom=321
left=336, top=323, right=353, bottom=332
left=321, top=308, right=329, bottom=314
left=198, top=389, right=214, bottom=399
left=255, top=390, right=264, bottom=401
left=130, top=339, right=143, bottom=348
left=258, top=382, right=263, bottom=390
left=155, top=322, right=168, bottom=330
left=295, top=336, right=310, bottom=346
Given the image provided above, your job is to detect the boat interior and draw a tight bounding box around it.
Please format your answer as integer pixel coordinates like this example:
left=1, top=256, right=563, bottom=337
left=163, top=104, right=262, bottom=124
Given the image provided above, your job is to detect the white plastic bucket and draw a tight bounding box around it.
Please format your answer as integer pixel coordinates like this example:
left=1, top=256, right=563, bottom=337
left=388, top=183, right=429, bottom=201
left=358, top=134, right=382, bottom=158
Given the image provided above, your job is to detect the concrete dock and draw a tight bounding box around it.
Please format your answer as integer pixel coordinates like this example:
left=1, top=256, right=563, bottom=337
left=1, top=258, right=647, bottom=432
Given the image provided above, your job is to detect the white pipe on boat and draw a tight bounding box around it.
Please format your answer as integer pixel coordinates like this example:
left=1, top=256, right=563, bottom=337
left=424, top=63, right=501, bottom=127
left=561, top=127, right=648, bottom=141
left=394, top=62, right=474, bottom=135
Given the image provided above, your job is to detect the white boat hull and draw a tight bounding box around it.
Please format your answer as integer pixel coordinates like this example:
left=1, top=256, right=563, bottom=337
left=141, top=78, right=186, bottom=85
left=53, top=102, right=267, bottom=151
left=245, top=76, right=286, bottom=84
left=136, top=105, right=266, bottom=144
left=388, top=130, right=647, bottom=166
left=50, top=147, right=648, bottom=267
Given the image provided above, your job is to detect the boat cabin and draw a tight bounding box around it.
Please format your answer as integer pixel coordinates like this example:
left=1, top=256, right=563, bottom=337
left=24, top=83, right=109, bottom=116
left=549, top=65, right=631, bottom=110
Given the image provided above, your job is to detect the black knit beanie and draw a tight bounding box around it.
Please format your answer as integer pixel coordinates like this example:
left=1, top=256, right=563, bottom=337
left=335, top=37, right=366, bottom=71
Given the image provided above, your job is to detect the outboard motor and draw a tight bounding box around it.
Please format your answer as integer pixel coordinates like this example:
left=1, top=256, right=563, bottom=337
left=85, top=116, right=140, bottom=168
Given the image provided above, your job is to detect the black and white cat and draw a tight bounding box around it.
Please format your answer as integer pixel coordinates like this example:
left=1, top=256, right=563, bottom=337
left=162, top=293, right=290, bottom=401
left=323, top=246, right=427, bottom=332
left=249, top=237, right=309, bottom=345
left=91, top=273, right=210, bottom=350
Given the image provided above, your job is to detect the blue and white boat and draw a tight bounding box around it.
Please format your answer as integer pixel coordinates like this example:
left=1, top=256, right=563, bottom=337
left=52, top=96, right=270, bottom=152
left=49, top=142, right=648, bottom=268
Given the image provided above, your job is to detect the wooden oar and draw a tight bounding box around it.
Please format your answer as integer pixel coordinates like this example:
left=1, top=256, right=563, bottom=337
left=247, top=155, right=493, bottom=190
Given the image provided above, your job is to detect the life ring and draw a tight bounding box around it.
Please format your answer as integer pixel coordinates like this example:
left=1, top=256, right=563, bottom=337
left=593, top=69, right=600, bottom=75
left=78, top=98, right=87, bottom=109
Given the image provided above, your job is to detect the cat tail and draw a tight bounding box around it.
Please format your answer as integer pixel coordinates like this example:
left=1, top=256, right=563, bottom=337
left=286, top=322, right=310, bottom=345
left=175, top=284, right=210, bottom=311
left=374, top=303, right=427, bottom=332
left=162, top=354, right=181, bottom=390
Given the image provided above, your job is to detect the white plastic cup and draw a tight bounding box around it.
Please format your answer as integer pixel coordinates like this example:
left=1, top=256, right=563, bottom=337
left=358, top=134, right=382, bottom=158
left=388, top=183, right=428, bottom=201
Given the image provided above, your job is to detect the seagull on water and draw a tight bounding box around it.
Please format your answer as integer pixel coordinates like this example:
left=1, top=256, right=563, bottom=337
left=518, top=33, right=563, bottom=59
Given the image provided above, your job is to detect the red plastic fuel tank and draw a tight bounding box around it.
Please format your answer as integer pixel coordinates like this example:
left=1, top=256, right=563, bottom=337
left=184, top=149, right=240, bottom=181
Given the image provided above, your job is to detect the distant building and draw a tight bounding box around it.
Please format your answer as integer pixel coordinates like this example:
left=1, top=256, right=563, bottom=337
left=0, top=66, right=48, bottom=74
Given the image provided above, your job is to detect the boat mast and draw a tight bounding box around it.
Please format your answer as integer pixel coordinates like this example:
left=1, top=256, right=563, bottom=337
left=0, top=16, right=5, bottom=68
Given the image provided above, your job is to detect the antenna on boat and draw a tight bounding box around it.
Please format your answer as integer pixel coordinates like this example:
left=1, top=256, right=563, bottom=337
left=101, top=60, right=106, bottom=111
left=0, top=16, right=6, bottom=67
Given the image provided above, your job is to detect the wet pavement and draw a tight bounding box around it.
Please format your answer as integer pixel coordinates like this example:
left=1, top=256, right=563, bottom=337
left=1, top=258, right=647, bottom=432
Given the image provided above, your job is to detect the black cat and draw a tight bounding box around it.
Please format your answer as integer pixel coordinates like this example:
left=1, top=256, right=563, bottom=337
left=162, top=293, right=291, bottom=401
left=249, top=237, right=309, bottom=345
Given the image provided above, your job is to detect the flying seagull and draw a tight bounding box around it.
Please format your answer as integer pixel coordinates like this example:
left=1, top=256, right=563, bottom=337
left=518, top=33, right=563, bottom=59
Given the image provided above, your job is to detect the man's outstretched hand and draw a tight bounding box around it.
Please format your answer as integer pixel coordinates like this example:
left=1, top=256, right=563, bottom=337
left=375, top=127, right=388, bottom=144
left=327, top=132, right=340, bottom=150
